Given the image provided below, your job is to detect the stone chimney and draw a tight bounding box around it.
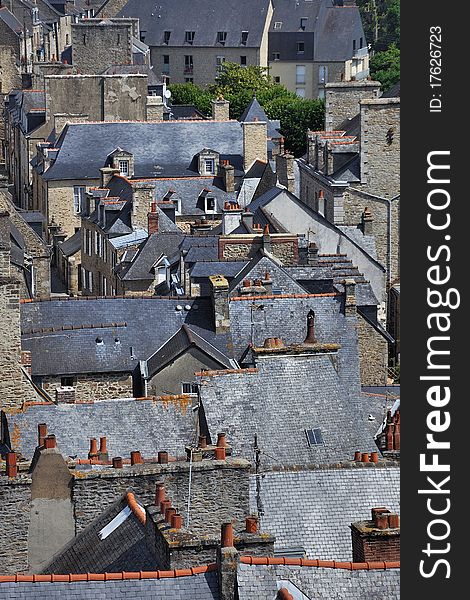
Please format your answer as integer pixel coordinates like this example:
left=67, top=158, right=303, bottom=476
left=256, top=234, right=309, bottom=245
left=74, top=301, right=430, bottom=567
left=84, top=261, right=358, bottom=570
left=148, top=202, right=159, bottom=234
left=325, top=80, right=381, bottom=132
left=344, top=278, right=356, bottom=315
left=276, top=153, right=295, bottom=193
left=307, top=242, right=319, bottom=265
left=131, top=181, right=156, bottom=229
left=222, top=202, right=243, bottom=234
left=242, top=120, right=267, bottom=172
left=218, top=523, right=239, bottom=600
left=100, top=167, right=120, bottom=188
left=350, top=507, right=400, bottom=562
left=212, top=97, right=230, bottom=121
left=147, top=95, right=164, bottom=121
left=220, top=161, right=235, bottom=193
left=362, top=207, right=373, bottom=235
left=262, top=224, right=271, bottom=253
left=209, top=275, right=230, bottom=334
left=241, top=209, right=254, bottom=232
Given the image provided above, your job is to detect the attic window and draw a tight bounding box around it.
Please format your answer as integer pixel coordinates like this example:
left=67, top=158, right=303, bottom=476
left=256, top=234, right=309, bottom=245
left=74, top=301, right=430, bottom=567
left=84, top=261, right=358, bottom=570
left=274, top=22, right=282, bottom=29
left=119, top=160, right=129, bottom=176
left=273, top=52, right=280, bottom=61
left=204, top=158, right=215, bottom=175
left=217, top=31, right=227, bottom=45
left=182, top=382, right=198, bottom=395
left=185, top=31, right=195, bottom=44
left=300, top=18, right=308, bottom=30
left=241, top=31, right=249, bottom=45
left=205, top=196, right=216, bottom=213
left=164, top=31, right=171, bottom=44
left=305, top=428, right=324, bottom=446
left=297, top=41, right=305, bottom=54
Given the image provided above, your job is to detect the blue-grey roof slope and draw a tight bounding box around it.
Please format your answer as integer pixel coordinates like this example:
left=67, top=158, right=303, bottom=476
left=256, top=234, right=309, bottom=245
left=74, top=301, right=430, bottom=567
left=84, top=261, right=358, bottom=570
left=42, top=120, right=245, bottom=181
left=9, top=395, right=198, bottom=460
left=119, top=0, right=271, bottom=47
left=239, top=97, right=281, bottom=139
left=237, top=560, right=400, bottom=599
left=118, top=232, right=184, bottom=281
left=21, top=296, right=232, bottom=376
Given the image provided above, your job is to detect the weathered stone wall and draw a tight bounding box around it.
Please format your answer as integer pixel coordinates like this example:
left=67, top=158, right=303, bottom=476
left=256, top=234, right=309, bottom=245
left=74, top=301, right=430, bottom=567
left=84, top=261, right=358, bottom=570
left=324, top=81, right=381, bottom=131
left=0, top=23, right=22, bottom=163
left=357, top=315, right=388, bottom=386
left=71, top=22, right=133, bottom=75
left=219, top=236, right=299, bottom=264
left=0, top=476, right=32, bottom=574
left=72, top=458, right=251, bottom=537
left=41, top=372, right=133, bottom=402
left=242, top=121, right=267, bottom=171
left=360, top=99, right=400, bottom=198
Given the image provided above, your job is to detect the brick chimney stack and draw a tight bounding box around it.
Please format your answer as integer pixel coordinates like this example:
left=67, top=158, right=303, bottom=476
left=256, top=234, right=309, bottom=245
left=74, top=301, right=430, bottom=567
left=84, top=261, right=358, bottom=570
left=350, top=507, right=400, bottom=562
left=148, top=202, right=159, bottom=235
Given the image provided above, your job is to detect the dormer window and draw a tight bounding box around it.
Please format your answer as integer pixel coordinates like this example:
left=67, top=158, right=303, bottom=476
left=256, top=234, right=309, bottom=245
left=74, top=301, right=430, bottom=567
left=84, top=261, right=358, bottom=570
left=119, top=160, right=129, bottom=176
left=205, top=196, right=216, bottom=213
left=274, top=22, right=282, bottom=30
left=204, top=158, right=215, bottom=175
left=185, top=31, right=195, bottom=44
left=164, top=31, right=171, bottom=44
left=241, top=31, right=248, bottom=45
left=217, top=31, right=227, bottom=45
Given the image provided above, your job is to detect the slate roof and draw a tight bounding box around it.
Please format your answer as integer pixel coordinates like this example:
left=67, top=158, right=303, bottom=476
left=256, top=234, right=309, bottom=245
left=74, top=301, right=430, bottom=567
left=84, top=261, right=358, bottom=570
left=9, top=396, right=199, bottom=460
left=0, top=571, right=219, bottom=599
left=150, top=177, right=235, bottom=216
left=118, top=232, right=184, bottom=281
left=0, top=7, right=23, bottom=34
left=42, top=121, right=245, bottom=181
left=170, top=105, right=207, bottom=120
left=314, top=3, right=366, bottom=61
left=43, top=493, right=156, bottom=574
left=382, top=81, right=400, bottom=98
left=190, top=261, right=247, bottom=279
left=331, top=155, right=361, bottom=183
left=118, top=0, right=271, bottom=47
left=184, top=244, right=219, bottom=263
left=269, top=0, right=323, bottom=32
left=146, top=324, right=235, bottom=378
left=248, top=465, right=400, bottom=559
left=237, top=561, right=400, bottom=599
left=59, top=230, right=81, bottom=257
left=239, top=97, right=281, bottom=140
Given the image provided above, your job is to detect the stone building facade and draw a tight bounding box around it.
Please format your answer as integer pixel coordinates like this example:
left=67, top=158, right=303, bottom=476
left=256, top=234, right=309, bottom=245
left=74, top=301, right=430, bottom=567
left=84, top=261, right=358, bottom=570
left=39, top=372, right=133, bottom=403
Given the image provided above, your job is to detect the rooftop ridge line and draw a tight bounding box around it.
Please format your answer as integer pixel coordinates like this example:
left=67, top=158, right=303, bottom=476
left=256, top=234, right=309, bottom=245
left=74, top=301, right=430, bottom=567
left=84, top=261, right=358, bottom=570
left=239, top=557, right=400, bottom=570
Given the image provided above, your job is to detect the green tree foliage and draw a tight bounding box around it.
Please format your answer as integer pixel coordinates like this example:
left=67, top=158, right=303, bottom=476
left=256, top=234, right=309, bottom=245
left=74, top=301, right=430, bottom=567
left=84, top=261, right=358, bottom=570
left=370, top=44, right=400, bottom=91
left=357, top=0, right=400, bottom=51
left=169, top=62, right=325, bottom=157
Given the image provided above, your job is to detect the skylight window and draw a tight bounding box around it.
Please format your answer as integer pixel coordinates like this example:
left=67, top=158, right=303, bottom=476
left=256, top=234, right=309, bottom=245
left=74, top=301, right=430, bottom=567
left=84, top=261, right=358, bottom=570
left=305, top=428, right=324, bottom=446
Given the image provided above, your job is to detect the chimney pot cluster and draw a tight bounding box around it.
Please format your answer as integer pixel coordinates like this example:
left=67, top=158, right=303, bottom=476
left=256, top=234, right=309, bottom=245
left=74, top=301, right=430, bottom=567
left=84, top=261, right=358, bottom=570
left=263, top=337, right=284, bottom=349
left=370, top=507, right=400, bottom=530
left=88, top=438, right=98, bottom=459
left=154, top=482, right=183, bottom=529
left=223, top=201, right=241, bottom=211
left=354, top=450, right=380, bottom=463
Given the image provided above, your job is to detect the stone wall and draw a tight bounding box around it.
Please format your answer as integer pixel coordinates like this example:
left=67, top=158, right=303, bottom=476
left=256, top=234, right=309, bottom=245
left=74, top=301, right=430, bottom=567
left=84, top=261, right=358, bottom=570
left=71, top=21, right=133, bottom=75
left=41, top=372, right=133, bottom=403
left=0, top=23, right=22, bottom=164
left=72, top=458, right=251, bottom=537
left=0, top=476, right=32, bottom=574
left=357, top=315, right=388, bottom=386
left=219, top=235, right=299, bottom=264
left=360, top=99, right=400, bottom=198
left=324, top=81, right=381, bottom=131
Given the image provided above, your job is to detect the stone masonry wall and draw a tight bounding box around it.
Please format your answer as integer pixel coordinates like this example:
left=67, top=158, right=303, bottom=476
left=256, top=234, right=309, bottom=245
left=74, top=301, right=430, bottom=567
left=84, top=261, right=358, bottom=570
left=47, top=179, right=100, bottom=241
left=41, top=372, right=133, bottom=403
left=71, top=22, right=133, bottom=75
left=0, top=25, right=21, bottom=163
left=357, top=315, right=388, bottom=386
left=360, top=99, right=400, bottom=198
left=219, top=237, right=299, bottom=264
left=325, top=81, right=381, bottom=131
left=72, top=458, right=251, bottom=537
left=0, top=477, right=32, bottom=574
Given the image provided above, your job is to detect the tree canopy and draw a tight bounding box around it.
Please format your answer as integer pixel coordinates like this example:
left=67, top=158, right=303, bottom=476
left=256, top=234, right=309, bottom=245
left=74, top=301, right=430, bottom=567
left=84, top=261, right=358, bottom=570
left=169, top=62, right=324, bottom=157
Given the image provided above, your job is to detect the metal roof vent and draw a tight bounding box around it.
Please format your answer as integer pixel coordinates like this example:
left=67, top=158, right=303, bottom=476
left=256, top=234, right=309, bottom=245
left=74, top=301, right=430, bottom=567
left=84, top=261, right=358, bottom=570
left=184, top=304, right=191, bottom=311
left=176, top=305, right=183, bottom=311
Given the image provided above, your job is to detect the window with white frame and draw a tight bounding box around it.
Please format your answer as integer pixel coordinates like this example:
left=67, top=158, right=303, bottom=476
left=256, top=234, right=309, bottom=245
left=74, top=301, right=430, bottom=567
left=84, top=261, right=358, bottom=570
left=73, top=186, right=85, bottom=214
left=182, top=382, right=198, bottom=395
left=205, top=196, right=216, bottom=213
left=204, top=158, right=215, bottom=175
left=118, top=160, right=129, bottom=176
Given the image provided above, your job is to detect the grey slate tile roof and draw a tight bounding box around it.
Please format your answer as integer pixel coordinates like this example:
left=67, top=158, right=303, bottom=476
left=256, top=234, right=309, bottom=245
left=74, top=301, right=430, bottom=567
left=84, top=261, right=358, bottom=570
left=190, top=261, right=247, bottom=278
left=9, top=396, right=199, bottom=460
left=59, top=230, right=81, bottom=257
left=119, top=0, right=271, bottom=47
left=43, top=494, right=156, bottom=574
left=0, top=7, right=22, bottom=34
left=331, top=155, right=361, bottom=183
left=338, top=224, right=376, bottom=258
left=170, top=104, right=207, bottom=120
left=0, top=572, right=219, bottom=599
left=118, top=232, right=185, bottom=281
left=248, top=465, right=400, bottom=559
left=239, top=97, right=281, bottom=139
left=237, top=562, right=400, bottom=599
left=150, top=177, right=235, bottom=216
left=184, top=244, right=219, bottom=263
left=146, top=324, right=234, bottom=378
left=42, top=121, right=245, bottom=181
left=21, top=296, right=231, bottom=376
left=314, top=3, right=366, bottom=61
